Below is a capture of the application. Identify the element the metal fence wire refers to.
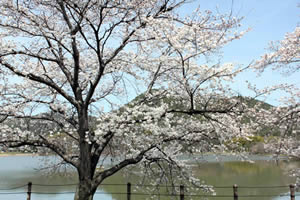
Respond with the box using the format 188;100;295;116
0;182;298;200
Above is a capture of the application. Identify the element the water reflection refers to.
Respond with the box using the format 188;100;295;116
0;155;298;200
100;160;298;200
192;160;298;200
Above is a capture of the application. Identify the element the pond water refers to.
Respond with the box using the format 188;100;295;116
0;155;298;200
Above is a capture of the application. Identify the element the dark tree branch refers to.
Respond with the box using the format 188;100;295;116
0;59;79;109
0;138;78;168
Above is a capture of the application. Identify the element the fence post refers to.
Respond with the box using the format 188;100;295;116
180;185;184;200
127;182;131;200
27;182;32;200
233;184;238;200
290;184;295;200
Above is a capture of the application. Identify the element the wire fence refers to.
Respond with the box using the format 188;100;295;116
0;182;298;200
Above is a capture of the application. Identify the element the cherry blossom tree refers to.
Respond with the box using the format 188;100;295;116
253;26;300;184
255;27;300;75
0;1;250;199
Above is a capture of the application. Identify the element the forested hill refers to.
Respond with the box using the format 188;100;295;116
2;93;273;134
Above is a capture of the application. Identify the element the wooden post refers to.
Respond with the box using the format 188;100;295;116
127;182;131;200
27;182;32;200
233;184;238;200
290;184;295;200
180;185;184;200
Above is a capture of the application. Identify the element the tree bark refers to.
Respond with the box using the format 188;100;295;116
74;106;97;200
74;180;96;200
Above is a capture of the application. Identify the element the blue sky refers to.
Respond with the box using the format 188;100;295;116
180;0;299;104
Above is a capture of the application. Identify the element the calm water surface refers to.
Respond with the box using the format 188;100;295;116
0;155;298;200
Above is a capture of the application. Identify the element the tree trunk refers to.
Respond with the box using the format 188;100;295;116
74;106;97;200
74;181;96;200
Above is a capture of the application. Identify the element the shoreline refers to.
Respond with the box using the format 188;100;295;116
0;152;289;160
0;152;35;157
